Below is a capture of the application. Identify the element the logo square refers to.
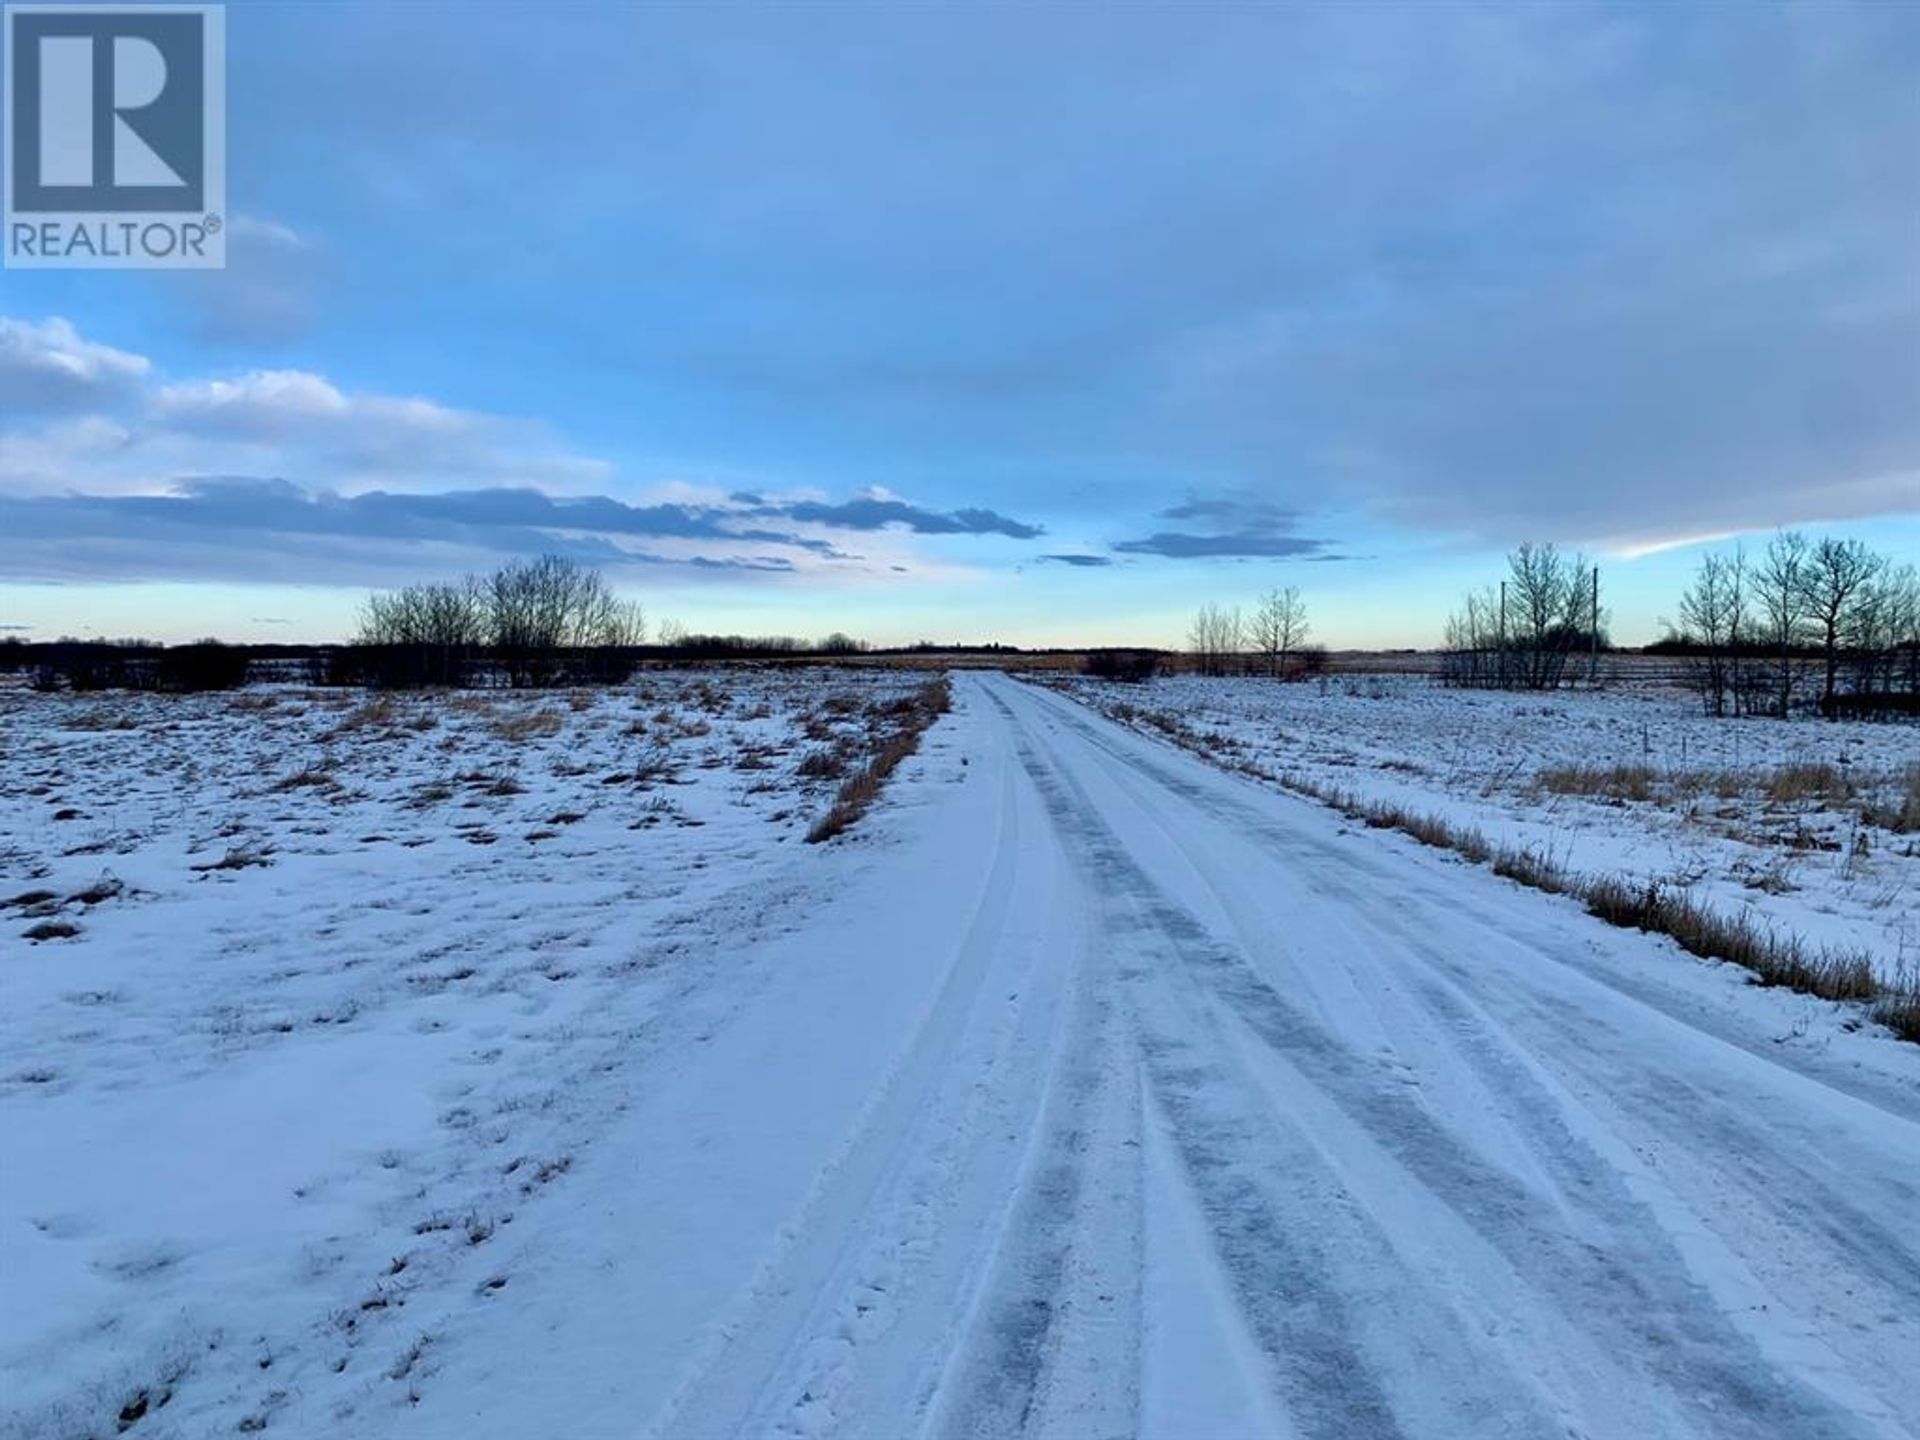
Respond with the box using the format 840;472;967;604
5;3;225;267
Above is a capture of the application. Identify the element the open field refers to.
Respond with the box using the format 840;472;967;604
3;669;1918;1438
0;668;943;1437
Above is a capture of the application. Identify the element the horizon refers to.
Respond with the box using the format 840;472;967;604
4;2;1916;649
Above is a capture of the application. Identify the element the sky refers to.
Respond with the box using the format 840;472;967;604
2;0;1916;649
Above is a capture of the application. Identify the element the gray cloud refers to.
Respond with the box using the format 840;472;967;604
0;478;1033;584
1111;531;1330;560
777;497;1042;539
1111;491;1336;560
257;2;1913;551
1037;553;1113;568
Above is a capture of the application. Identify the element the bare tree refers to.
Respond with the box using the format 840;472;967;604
1188;602;1245;677
1676;551;1740;716
1506;543;1592;690
1444;546;1595;690
1250;587;1310;678
1801;536;1883;714
1754;530;1808;718
356;579;486;686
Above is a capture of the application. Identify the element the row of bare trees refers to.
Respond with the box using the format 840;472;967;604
1670;532;1918;719
1187;588;1318;678
354;555;646;688
1441;544;1606;690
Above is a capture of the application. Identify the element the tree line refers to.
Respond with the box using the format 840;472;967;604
1668;532;1917;719
1186;587;1322;678
347;556;885;689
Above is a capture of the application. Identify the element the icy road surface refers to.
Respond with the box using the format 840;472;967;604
401;674;1919;1440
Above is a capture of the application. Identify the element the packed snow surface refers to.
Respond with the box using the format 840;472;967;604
1055;671;1920;985
3;671;1917;1438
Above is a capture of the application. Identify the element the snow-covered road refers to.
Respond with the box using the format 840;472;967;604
392;672;1920;1439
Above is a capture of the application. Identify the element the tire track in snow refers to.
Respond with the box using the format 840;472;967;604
923;914;1143;1440
987;677;1896;1439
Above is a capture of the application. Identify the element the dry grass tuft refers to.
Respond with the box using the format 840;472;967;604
1580;874;1876;1001
1861;763;1920;835
1538;764;1657;803
1490;843;1572;895
1874;988;1920;1043
1762;762;1855;806
274;765;339;793
807;676;952;843
325;698;399;737
490;710;565;743
797;746;850;781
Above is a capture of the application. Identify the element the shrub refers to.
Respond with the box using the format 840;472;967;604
151;642;249;692
1083;649;1162;683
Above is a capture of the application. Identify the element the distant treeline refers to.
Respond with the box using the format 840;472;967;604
1438;533;1919;721
4;556;1076;693
3;638;253;693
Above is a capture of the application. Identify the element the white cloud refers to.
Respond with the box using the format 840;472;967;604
0;320;613;495
0;317;151;415
0;315;1040;588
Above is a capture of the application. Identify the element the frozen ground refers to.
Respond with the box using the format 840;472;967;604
4;671;1918;1438
1051;672;1920;986
0;668;928;1437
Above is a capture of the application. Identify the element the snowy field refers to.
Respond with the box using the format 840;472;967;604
4;669;1918;1439
0;668;931;1438
1050;673;1920;986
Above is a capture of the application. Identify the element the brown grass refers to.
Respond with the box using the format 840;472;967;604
1538;764;1657;803
1874;989;1920;1043
1860;763;1920;835
1580;875;1875;1000
807;676;952;843
490;710;565;743
324;698;399;737
273;765;339;793
1490;843;1572;895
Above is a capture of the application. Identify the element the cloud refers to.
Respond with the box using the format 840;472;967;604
778;495;1042;539
1110;492;1336;560
0;475;1035;586
247;3;1911;553
0;318;150;417
143;368;614;486
1037;553;1113;567
1111;531;1329;559
0;320;1049;586
2;324;613;495
0;478;775;584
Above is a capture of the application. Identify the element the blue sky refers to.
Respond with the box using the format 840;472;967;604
2;1;1915;647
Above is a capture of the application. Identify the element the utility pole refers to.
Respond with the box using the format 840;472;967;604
1590;566;1600;687
1498;579;1508;690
